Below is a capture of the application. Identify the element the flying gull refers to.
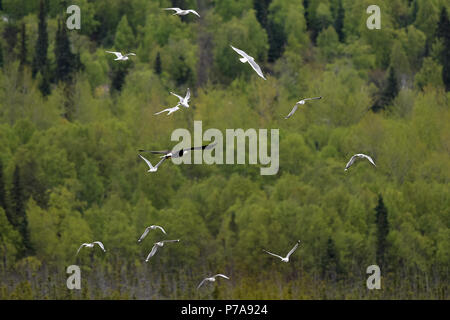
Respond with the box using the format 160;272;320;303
285;97;322;119
344;154;376;171
139;142;217;159
139;154;166;172
230;45;266;80
145;240;180;262
105;51;136;61
138;225;167;243
154;105;181;116
171;88;191;109
197;274;230;289
263;240;300;263
76;241;106;256
164;8;200;17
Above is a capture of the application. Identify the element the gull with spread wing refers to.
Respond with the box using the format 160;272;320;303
230;45;266;80
285;97;322;119
263;240;301;263
145;240;180;262
154;105;181;116
138;225;167;243
105;51;136;61
139;154;166;172
76;241;106;256
197;274;230;289
344;154;376;171
171;88;191;109
139;142;217;160
164;7;200;17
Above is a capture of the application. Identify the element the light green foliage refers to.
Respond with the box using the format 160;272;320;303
317;26;341;60
0;0;448;300
414;57;444;90
212;10;269;82
114;16;135;51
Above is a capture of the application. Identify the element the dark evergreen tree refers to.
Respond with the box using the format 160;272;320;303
409;0;418;25
2;23;18;62
54;19;77;83
39;65;51;97
111;64;128;93
0;161;6;211
334;0;345;42
253;0;272;29
32;0;48;79
267;18;286;62
436;7;450;91
0;43;3;68
321;237;341;281
385;67;399;102
11;166;31;253
372;67;399;112
436;7;450;40
154;52;162;75
375;195;389;270
19;22;27;68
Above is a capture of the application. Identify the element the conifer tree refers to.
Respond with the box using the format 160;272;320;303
0;43;3;68
436;7;450;91
375;195;389;270
54;18;76;83
373;67;399;112
11;166;31;253
32;0;48;79
154;52;162;75
19;22;27;69
321;237;341;281
0;161;6;211
334;0;344;42
253;0;272;29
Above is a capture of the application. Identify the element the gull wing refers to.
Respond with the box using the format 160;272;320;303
197;278;208;289
164;8;182;13
247;58;266;80
138;227;151;243
106;51;123;59
124;53;136;57
286;241;300;259
139;154;155;170
230;45;249;60
214;274;230;280
154;225;167;235
285;104;299;119
187;142;217;152
170;91;184;102
154;158;166;170
188;10;200;17
345;155;358;171
363;154;377;167
302;96;322;102
185;88;191;101
154;106;180;115
162;239;180;243
263;249;284;260
93;241;106;252
76;243;87;256
138;149;170;154
145;245;159;261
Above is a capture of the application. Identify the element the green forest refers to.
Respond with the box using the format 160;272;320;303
0;0;449;299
